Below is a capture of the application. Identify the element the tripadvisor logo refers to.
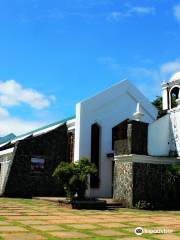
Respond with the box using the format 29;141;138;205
135;227;173;235
135;227;144;235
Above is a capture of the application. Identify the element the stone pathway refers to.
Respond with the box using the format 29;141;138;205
0;198;179;239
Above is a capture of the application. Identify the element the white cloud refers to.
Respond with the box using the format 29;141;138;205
130;7;155;15
160;60;180;75
0;107;9;118
174;4;180;21
107;6;155;21
0;116;42;136
0;79;56;136
0;104;43;136
0;80;55;109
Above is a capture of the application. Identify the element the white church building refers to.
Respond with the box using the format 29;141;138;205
0;72;180;205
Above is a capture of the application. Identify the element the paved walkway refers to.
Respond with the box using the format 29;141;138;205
0;198;179;240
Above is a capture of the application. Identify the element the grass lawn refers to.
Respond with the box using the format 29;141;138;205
0;198;179;240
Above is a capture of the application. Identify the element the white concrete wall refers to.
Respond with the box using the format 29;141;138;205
75;80;157;197
0;160;10;195
148;114;170;156
170;109;180;156
0;148;14;196
148;109;180;157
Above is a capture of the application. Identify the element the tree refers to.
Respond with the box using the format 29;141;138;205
53;158;97;200
152;95;178;118
152;96;164;118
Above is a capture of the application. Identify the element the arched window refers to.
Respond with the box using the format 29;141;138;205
90;123;100;188
170;86;179;109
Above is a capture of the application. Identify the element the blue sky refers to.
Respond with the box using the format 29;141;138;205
0;0;180;135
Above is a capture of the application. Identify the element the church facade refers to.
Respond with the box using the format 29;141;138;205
0;73;180;205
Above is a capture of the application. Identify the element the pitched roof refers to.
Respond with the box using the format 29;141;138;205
0;115;75;147
0;133;16;145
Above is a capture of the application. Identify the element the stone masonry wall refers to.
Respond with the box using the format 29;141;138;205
113;161;133;207
128;121;148;155
133;162;180;209
4;124;68;197
114;121;148;155
113;157;180;209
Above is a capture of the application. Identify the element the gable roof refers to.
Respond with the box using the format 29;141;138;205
79;79;157;120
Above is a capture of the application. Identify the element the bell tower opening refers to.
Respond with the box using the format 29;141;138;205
170;86;179;109
161;72;180;110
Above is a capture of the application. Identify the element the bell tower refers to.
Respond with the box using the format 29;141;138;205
161;72;180;110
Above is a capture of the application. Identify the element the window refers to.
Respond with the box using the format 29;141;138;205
90;123;100;188
31;157;45;173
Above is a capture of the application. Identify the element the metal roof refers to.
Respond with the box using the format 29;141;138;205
0;134;16;145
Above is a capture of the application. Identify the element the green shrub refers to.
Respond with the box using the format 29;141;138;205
52;158;96;200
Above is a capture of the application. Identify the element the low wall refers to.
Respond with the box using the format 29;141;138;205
113;155;180;209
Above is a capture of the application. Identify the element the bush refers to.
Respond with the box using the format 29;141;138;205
52;158;96;200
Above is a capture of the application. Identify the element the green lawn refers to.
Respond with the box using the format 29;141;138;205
0;198;179;240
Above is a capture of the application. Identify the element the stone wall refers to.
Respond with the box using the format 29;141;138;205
133;162;180;209
113;161;133;207
114;121;148;155
133;162;166;208
113;155;180;209
128;121;148;155
4;124;68;197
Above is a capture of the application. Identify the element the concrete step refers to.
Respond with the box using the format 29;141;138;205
98;198;122;209
106;202;122;210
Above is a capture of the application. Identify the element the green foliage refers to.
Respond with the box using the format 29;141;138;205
152;95;178;118
171;95;178;108
152;96;164;118
135;200;154;210
53;158;97;200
